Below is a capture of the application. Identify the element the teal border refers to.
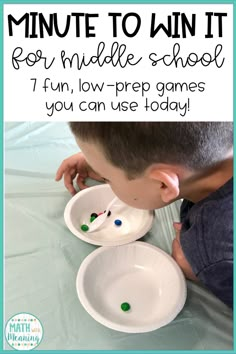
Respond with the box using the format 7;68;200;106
0;0;234;2
0;0;235;353
0;1;3;353
0;0;234;3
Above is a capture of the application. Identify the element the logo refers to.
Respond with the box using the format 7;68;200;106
5;313;43;350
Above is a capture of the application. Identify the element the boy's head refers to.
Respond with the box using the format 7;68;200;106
70;122;233;209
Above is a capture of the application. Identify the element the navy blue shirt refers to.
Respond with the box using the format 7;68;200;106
180;178;233;308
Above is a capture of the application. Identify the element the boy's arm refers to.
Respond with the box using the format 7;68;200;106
172;223;198;281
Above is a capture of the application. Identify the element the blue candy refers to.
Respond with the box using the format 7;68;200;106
114;219;122;226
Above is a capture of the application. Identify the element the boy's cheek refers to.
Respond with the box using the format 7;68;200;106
110;185;169;209
116;194;167;209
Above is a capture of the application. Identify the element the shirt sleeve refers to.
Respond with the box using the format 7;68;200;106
197;260;233;308
179;199;233;308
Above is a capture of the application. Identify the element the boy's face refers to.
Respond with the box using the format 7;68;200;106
77;139;171;210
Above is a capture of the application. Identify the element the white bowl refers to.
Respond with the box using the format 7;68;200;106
64;185;154;246
76;241;187;333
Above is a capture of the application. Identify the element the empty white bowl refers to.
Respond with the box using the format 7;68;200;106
76;241;187;333
64;185;154;246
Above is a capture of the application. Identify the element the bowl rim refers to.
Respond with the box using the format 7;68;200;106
64;185;154;246
76;241;187;333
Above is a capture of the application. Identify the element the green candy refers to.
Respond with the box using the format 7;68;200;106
121;302;130;312
81;224;89;232
90;216;96;223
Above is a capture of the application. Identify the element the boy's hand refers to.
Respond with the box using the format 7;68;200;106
172;222;198;281
55;152;104;195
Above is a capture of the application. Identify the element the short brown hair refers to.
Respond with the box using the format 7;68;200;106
69;122;233;177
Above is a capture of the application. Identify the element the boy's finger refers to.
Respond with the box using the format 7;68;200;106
64;172;77;195
67;183;77;195
77;175;89;190
55;159;75;181
173;222;182;231
173;222;182;241
55;164;66;181
55;173;62;181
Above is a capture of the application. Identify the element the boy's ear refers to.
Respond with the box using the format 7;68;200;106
149;167;180;203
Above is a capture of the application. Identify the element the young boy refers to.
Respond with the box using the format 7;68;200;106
56;122;233;308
